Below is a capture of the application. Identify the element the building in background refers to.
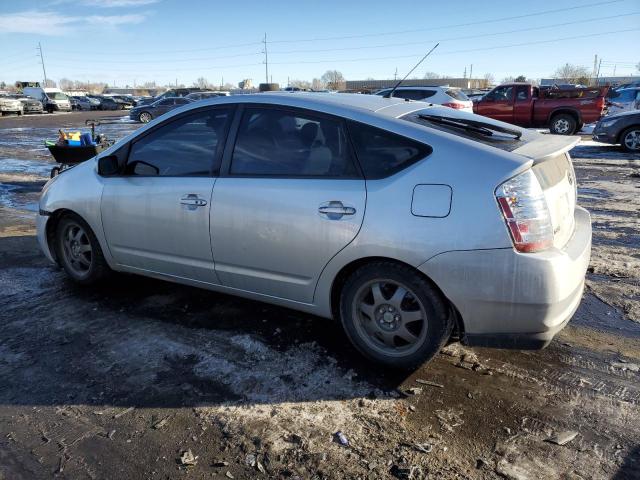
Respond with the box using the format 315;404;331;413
343;78;489;92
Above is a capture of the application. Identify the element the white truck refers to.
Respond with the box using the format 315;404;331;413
23;86;71;113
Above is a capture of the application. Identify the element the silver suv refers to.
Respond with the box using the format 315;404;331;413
37;93;591;368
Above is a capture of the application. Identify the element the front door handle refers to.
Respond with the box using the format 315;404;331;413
318;201;356;220
180;194;207;209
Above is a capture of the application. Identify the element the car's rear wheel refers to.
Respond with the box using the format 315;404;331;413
139;111;152;123
550;114;577;135
620;126;640;152
54;214;110;285
339;262;452;369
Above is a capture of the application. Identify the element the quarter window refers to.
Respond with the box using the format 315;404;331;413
230;107;359;177
348;121;431;179
126;108;230;176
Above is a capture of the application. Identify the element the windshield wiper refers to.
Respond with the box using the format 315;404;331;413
417;113;522;139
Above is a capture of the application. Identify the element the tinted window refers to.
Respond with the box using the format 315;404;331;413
230;107;358;177
516;86;529;100
347;121;431;179
127;108;230;176
158;99;174;106
487;86;513;101
175;98;190;105
393;90;425;101
445;89;469;101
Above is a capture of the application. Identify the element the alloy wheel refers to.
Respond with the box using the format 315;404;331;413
554;118;570;134
352;279;428;357
139;112;152;123
61;223;92;276
623;129;640;151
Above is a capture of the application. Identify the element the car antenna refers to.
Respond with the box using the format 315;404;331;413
384;43;440;99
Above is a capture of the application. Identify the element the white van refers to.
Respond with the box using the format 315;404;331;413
23;87;71;113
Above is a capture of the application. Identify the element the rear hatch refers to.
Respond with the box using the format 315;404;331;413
512;136;579;249
402;108;579;249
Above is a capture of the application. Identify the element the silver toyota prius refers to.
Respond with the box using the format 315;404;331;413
37;93;591;368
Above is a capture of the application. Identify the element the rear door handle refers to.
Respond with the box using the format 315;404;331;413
318;201;356;219
180;194;207;209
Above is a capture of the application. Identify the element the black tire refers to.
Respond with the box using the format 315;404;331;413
620;126;640;152
339;262;452;369
54;214;110;285
549;113;577;135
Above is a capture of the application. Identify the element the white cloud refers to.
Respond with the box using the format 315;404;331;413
53;0;160;6
0;10;149;35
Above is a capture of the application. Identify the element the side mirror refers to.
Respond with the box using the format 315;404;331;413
97;155;119;176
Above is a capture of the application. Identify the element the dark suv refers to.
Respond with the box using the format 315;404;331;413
137;88;208;107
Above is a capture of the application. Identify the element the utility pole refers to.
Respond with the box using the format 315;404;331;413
469;64;473;80
394;67;398;81
463;66;467;79
592;54;598;85
262;33;269;84
37;42;48;86
596;58;602;83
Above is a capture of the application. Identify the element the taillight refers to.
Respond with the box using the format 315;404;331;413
495;169;554;253
442;102;465;109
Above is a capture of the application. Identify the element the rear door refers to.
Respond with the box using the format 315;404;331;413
101;107;232;282
210;105;365;303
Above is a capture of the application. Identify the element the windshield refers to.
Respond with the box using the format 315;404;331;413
402;109;530;152
48;92;68;100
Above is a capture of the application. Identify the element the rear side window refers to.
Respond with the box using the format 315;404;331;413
126;108;231;176
392;90;425;101
445;89;469;101
230;107;359;177
347;121;431;179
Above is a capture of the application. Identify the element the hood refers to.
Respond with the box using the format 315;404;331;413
602;109;640;121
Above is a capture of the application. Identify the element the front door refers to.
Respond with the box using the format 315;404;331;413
477;85;515;123
101;107;232;283
211;106;366;303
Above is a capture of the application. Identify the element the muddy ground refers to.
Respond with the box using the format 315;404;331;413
0;111;639;480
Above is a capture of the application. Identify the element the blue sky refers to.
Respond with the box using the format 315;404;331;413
1;0;639;87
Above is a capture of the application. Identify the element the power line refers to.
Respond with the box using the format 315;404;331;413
45;40;263;56
268;0;627;44
267;28;640;66
268;12;640;55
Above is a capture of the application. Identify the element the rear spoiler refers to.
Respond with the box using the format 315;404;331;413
512;134;580;164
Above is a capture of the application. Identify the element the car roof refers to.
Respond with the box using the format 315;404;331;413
192;92;431;119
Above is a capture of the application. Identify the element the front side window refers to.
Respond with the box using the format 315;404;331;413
487;86;513;101
230;107;359;177
126;108;230;176
348;121;431;179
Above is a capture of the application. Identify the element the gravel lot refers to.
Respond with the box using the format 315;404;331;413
0;111;639;479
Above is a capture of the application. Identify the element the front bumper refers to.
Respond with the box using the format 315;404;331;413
592;127;617;144
419;206;592;349
36;212;56;264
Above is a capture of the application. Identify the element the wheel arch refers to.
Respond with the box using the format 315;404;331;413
45;208;100;264
617;124;640;144
329;256;464;339
548;108;582;125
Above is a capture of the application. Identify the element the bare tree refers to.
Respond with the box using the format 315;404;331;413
311;78;326;90
553;63;590;84
43;79;57;88
514;75;527;82
289;79;311;90
423;71;440;79
194;77;211;89
483;73;495;86
58;78;74;90
320;70;345;88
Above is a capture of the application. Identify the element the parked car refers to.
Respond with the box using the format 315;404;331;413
22;87;71;113
606;87;640;116
185;91;230;101
137;88;207;107
71;96;99;111
474;83;609;134
129;97;193;122
374;86;473;112
37;93;591;368
592;110;640;152
89;96;120;111
0;95;24;115
9;94;43;114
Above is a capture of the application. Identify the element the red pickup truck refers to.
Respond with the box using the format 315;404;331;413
473;83;608;135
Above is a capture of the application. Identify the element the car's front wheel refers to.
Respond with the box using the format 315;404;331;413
621;126;640;152
339;262;452;369
138;111;152;123
54;214;110;285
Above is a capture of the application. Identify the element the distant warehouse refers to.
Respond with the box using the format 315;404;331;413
342;78;489;92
